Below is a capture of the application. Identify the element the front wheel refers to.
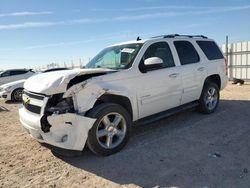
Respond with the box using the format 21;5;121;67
11;88;23;102
198;82;220;114
86;103;132;156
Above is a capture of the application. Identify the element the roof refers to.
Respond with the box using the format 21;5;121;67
108;34;212;47
4;69;31;71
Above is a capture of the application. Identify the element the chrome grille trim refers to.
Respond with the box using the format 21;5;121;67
22;90;49;115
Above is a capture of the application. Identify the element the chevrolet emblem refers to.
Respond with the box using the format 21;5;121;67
22;94;30;105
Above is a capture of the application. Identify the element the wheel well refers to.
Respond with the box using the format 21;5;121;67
13;87;24;91
11;88;24;95
92;94;133;119
205;75;221;89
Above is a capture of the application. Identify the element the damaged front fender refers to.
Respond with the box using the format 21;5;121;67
64;82;107;113
63;80;137;120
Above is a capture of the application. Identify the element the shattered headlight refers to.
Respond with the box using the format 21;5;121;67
41;94;75;133
46;94;75;115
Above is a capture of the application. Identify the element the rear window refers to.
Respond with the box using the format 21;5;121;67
174;41;200;65
196;41;224;60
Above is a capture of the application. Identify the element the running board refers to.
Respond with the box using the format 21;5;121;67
134;101;199;126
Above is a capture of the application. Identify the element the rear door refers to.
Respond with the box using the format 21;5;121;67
5;70;21;83
173;40;207;104
13;70;29;80
136;41;182;118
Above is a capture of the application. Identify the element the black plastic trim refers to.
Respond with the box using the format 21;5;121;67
134;101;199;126
23;103;41;114
23;90;45;100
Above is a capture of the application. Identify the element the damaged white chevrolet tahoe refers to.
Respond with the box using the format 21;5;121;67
19;34;228;156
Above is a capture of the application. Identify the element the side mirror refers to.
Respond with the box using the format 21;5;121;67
144;57;163;66
142;57;163;72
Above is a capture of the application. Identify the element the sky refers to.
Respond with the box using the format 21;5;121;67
0;0;250;70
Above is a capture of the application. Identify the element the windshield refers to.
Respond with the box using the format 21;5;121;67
86;43;142;69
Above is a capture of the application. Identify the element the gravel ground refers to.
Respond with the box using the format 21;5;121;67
0;83;250;188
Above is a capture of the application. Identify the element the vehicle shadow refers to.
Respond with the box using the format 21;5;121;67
56;99;250;187
5;101;22;104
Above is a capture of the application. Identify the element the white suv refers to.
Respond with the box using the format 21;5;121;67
19;34;228;156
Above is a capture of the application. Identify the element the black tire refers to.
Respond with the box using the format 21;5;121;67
86;103;132;156
11;88;23;102
198;82;220;114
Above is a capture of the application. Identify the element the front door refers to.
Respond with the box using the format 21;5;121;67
136;41;183;119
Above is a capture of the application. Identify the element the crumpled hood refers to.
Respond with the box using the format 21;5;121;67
24;68;113;95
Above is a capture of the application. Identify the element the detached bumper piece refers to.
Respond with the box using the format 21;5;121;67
19;106;96;151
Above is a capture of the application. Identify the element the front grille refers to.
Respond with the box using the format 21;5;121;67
22;90;45;114
23;91;45;100
23;103;41;114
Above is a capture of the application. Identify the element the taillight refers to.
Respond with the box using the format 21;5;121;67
224;58;228;75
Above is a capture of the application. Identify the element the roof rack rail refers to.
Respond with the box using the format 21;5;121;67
152;34;208;39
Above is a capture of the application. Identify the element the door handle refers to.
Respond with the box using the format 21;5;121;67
169;73;179;78
141;94;151;98
197;67;205;72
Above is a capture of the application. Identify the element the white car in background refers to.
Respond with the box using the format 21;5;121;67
0;68;70;102
0;69;35;86
0;79;25;101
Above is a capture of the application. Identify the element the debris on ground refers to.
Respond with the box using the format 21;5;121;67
243;168;248;174
208;152;221;158
232;78;245;85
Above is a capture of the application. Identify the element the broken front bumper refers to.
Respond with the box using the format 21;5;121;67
19;106;96;151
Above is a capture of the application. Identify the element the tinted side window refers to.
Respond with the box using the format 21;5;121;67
174;41;200;65
10;70;28;76
142;42;175;71
197;41;224;60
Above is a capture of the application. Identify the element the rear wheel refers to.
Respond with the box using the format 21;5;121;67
11;88;23;102
198;82;219;114
86;103;131;156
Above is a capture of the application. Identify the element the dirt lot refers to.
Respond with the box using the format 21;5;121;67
0;83;250;188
